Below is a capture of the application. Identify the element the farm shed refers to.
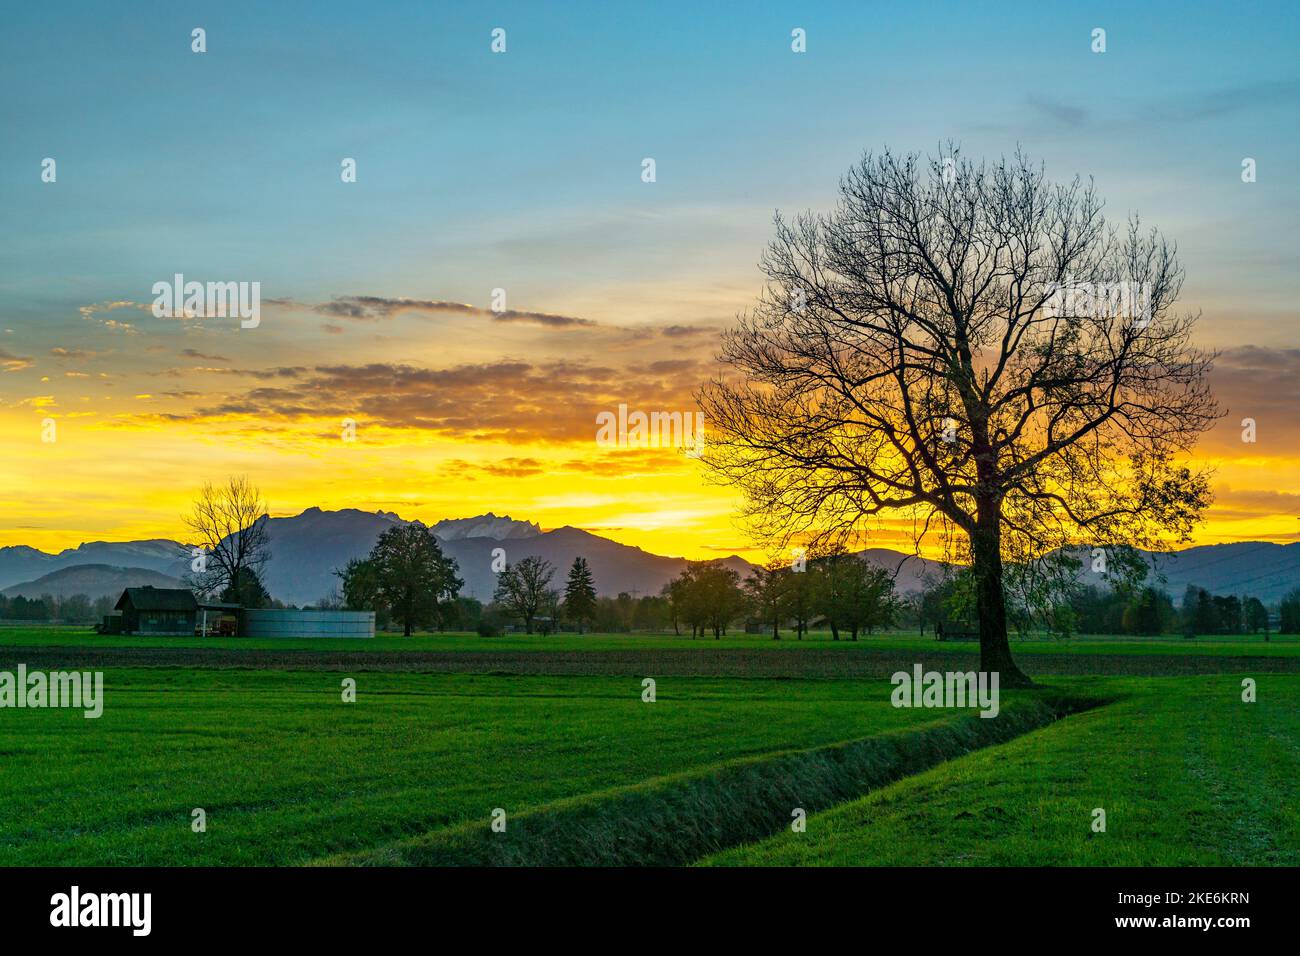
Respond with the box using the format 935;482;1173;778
198;602;241;636
239;608;375;638
114;587;198;635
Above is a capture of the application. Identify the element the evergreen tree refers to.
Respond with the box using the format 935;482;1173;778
563;557;598;634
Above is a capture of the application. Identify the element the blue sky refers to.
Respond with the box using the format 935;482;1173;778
4;0;1297;340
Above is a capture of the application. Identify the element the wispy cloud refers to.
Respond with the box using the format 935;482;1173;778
284;295;597;329
0;348;34;372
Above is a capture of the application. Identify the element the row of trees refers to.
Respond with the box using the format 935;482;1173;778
335;528;605;636
0;592;112;623
911;567;1277;638
333;531;908;639
164;473;1294;640
183;479;901;637
478;551;902;639
664;551;899;640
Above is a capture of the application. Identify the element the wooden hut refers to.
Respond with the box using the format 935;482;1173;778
114;587;198;635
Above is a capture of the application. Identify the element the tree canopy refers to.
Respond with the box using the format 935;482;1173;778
698;147;1219;683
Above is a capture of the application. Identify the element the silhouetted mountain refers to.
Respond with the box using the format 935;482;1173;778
3;509;1297;607
430;513;541;541
2;564;188;601
1126;542;1300;605
854;548;946;593
252;512;755;605
0;540;188;590
256;507;406;604
440;526;753;602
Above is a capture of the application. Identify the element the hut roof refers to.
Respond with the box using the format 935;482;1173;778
115;587;198;612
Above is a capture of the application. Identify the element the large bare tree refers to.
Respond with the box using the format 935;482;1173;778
697;148;1219;684
183;476;271;601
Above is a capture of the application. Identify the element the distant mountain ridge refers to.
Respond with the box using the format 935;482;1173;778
0;539;189;590
2;510;1298;607
430;513;541;541
2;564;188;601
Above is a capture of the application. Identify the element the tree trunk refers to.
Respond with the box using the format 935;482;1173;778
403;619;412;637
970;511;1032;687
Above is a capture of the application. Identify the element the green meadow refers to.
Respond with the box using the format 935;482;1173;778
706;675;1300;866
2;625;1297;656
0;629;1295;866
0;671;957;865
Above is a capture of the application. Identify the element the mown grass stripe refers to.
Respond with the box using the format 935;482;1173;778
5;644;1296;678
319;693;1105;867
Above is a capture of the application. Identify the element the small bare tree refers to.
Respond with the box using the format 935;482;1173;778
697;148;1220;684
493;556;555;634
183;476;270;600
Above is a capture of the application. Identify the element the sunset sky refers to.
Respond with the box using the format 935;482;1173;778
2;1;1298;560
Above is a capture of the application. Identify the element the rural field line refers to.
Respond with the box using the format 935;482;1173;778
316;693;1108;867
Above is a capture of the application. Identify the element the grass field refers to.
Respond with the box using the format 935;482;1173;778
705;675;1300;866
0;670;976;865
1;628;1296;867
3;625;1298;656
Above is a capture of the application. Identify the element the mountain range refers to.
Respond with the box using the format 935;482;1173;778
2;564;188;601
1;508;1297;606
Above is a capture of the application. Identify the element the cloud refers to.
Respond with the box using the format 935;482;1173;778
299;295;596;328
660;324;715;338
179;348;230;362
440;457;548;480
150;357;705;446
1154;80;1300;124
489;309;596;328
1205;486;1300;522
1026;95;1088;127
1203;345;1300;451
0;348;34;372
976;81;1300;137
78;300;151;333
645;359;702;375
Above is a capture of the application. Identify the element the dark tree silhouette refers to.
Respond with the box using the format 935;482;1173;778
744;558;790;640
563;557;598;634
494;555;555;634
183;476;270;601
365;524;462;636
698;148;1219;684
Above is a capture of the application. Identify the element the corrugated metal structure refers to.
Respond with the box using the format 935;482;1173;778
239;608;375;638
